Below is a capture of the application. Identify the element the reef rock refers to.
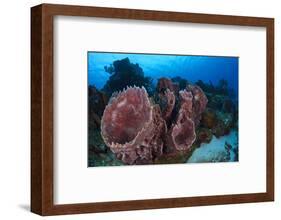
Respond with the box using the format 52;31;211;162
88;85;109;129
101;86;166;165
201;108;217;129
222;98;235;113
212;111;233;138
197;127;213;144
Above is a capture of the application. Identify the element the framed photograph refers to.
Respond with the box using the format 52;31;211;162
31;4;274;216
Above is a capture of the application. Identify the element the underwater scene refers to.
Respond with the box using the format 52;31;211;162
88;52;238;167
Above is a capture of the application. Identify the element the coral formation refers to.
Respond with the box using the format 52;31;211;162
171;76;188;90
195;79;229;96
212;112;233;137
193;79;238;140
102;58;153;96
88;85;109;129
201;108;217;129
197;127;213;144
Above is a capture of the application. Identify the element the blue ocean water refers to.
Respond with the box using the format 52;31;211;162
88;52;238;96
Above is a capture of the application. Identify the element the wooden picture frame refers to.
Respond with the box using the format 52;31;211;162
31;3;274;216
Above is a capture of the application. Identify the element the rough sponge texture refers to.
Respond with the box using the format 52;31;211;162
159;89;176;121
165;89;196;151
186;84;208;126
157;77;179;94
101;86;166;165
100;83;208;164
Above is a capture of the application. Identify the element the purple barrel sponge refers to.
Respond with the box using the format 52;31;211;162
157;77;179;94
101;86;166;165
165;90;196;151
186;84;208;126
159;89;176;121
101;82;208;164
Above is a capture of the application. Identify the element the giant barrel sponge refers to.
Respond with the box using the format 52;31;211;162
101;86;166;165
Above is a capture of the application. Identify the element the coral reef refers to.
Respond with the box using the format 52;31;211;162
89;67;238;165
195;79;238;140
102;58;153;96
195;79;229;96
